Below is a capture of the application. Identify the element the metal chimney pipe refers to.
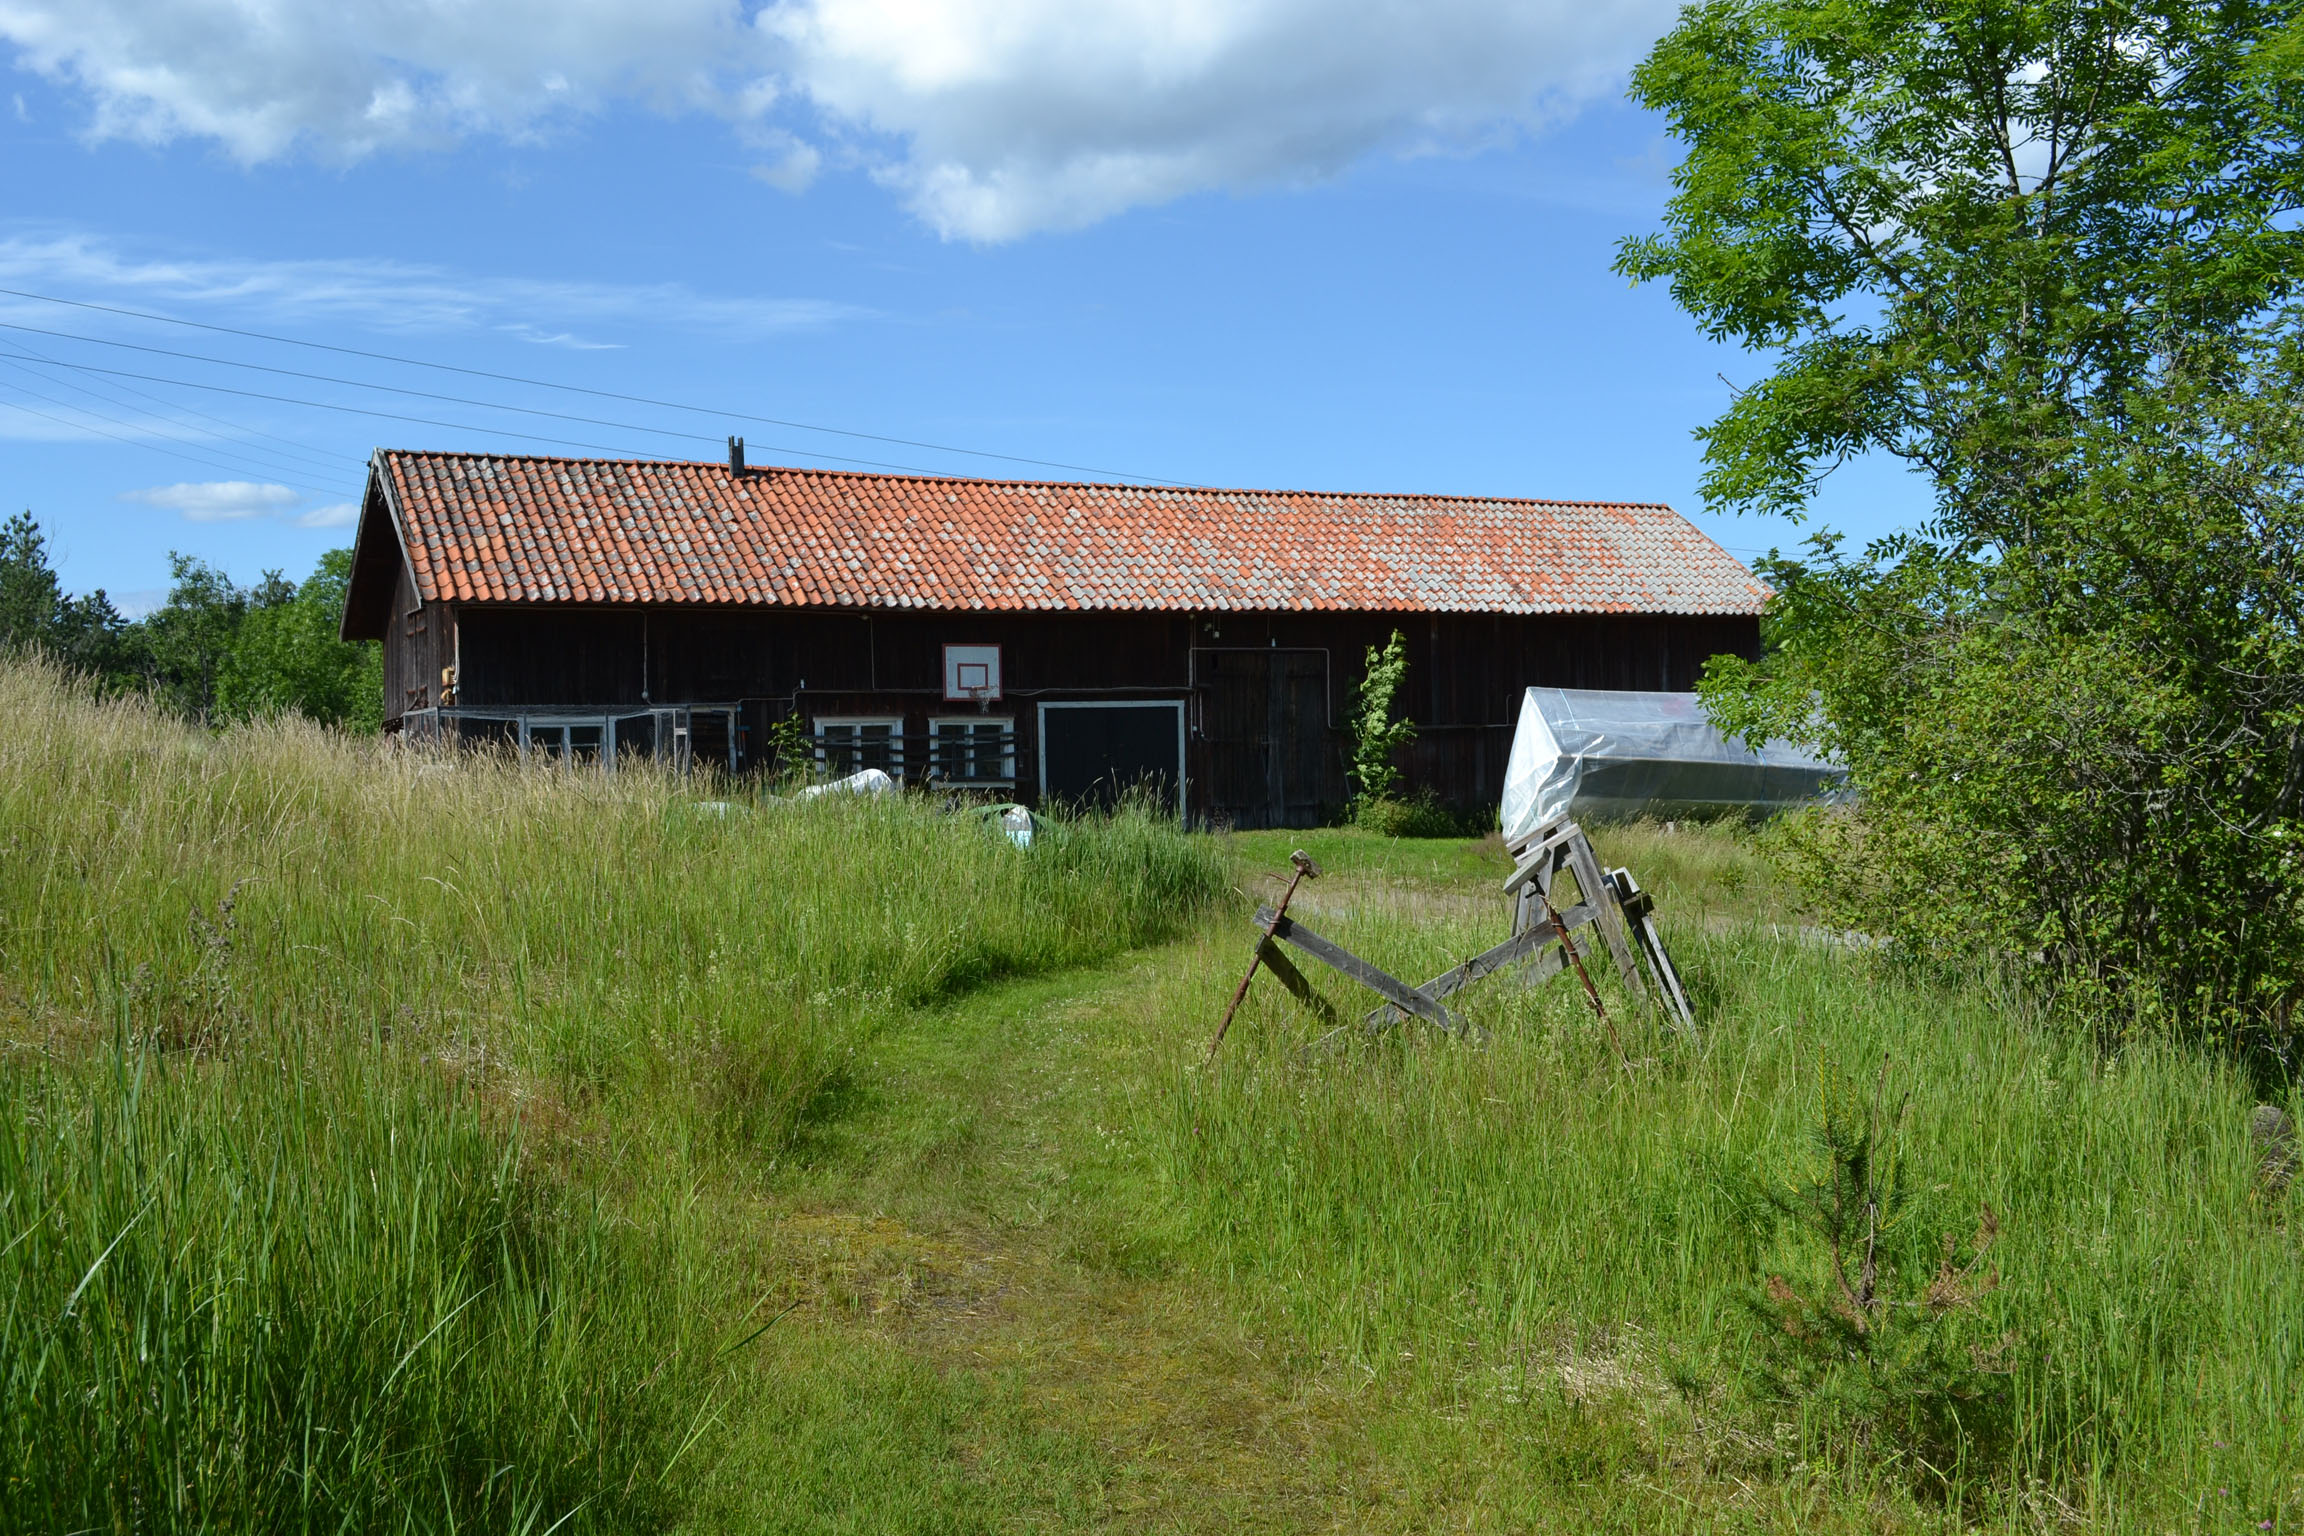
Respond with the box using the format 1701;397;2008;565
727;435;745;473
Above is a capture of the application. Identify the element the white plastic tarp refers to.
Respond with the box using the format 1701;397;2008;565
796;767;896;800
1499;688;1842;841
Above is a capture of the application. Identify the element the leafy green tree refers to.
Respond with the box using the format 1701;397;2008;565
0;517;382;731
138;555;255;722
0;511;65;648
218;550;384;731
1621;0;2304;1039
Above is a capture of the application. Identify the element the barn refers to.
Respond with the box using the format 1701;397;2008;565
339;447;1768;828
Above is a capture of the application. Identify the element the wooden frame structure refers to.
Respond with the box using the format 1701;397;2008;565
1228;820;1697;1049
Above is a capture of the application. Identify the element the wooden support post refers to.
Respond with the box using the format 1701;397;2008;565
1505;821;1649;1003
1610;868;1697;1041
1563;835;1647;1001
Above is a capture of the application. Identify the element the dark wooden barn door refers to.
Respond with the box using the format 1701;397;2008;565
1196;649;1327;829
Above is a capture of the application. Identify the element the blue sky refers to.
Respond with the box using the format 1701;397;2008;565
0;0;1930;612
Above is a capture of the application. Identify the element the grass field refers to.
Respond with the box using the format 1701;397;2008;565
3;661;2299;1532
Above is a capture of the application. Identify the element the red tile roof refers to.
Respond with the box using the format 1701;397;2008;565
367;451;1767;617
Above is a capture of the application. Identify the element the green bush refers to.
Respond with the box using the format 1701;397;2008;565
1346;629;1415;814
1350;790;1466;839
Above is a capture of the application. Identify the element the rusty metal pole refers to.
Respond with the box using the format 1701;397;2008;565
1544;890;1629;1069
1206;850;1321;1064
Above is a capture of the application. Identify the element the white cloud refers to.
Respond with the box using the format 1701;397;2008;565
763;0;1673;239
0;233;870;339
750;138;823;194
121;479;298;521
0;0;760;161
109;587;165;618
0;0;1674;240
294;501;359;528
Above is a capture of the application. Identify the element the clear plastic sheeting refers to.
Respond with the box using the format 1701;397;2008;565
1500;688;1843;841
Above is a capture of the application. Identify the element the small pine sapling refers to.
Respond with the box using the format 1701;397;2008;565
1348;629;1416;820
1751;1057;2014;1493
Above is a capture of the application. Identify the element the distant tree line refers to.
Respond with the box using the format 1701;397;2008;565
0;511;382;731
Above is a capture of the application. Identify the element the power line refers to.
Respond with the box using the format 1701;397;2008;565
0;347;976;476
0;348;692;461
0;344;360;486
5;331;362;477
0;362;346;491
0;285;1193;486
0;317;729;448
0;383;345;499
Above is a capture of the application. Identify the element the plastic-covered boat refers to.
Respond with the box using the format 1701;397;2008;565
1498;688;1843;841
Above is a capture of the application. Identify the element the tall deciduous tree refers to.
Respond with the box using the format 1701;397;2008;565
1620;0;2304;1040
0;512;381;731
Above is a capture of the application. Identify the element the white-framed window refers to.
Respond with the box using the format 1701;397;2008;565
522;716;607;766
928;716;1016;785
815;716;905;778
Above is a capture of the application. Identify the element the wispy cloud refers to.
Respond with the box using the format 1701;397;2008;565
110;587;166;618
0;231;873;342
121;479;299;521
294;501;359;528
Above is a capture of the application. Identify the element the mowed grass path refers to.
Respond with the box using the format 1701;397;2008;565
686;831;1869;1534
693;827;2303;1535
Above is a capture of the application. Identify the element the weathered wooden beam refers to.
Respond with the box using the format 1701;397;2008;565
1563;834;1649;1001
1502;821;1581;896
1610;867;1698;1041
1255;906;1466;1035
1360;901;1597;1031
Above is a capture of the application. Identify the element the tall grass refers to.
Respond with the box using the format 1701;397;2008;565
0;662;1221;1155
1;1048;707;1533
1124;842;2304;1524
0;662;1223;1528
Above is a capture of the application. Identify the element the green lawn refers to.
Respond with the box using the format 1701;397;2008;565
4;662;2298;1532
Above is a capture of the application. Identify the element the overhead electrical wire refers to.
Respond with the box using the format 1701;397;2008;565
0;342;360;485
0;347;982;476
0;359;352;491
0;317;735;446
0;285;1194;486
8;338;364;477
0;347;695;461
0;385;346;499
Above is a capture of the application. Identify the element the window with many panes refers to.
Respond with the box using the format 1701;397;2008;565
928;716;1015;785
815;716;904;778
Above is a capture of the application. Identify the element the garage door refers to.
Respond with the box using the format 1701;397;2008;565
1038;702;1184;814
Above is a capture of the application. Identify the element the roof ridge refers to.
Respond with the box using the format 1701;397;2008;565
372;447;1678;512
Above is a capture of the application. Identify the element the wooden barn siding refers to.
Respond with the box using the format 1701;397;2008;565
403;605;1758;814
381;564;454;720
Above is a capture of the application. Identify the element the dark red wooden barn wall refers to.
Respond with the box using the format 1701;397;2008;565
392;604;1758;823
